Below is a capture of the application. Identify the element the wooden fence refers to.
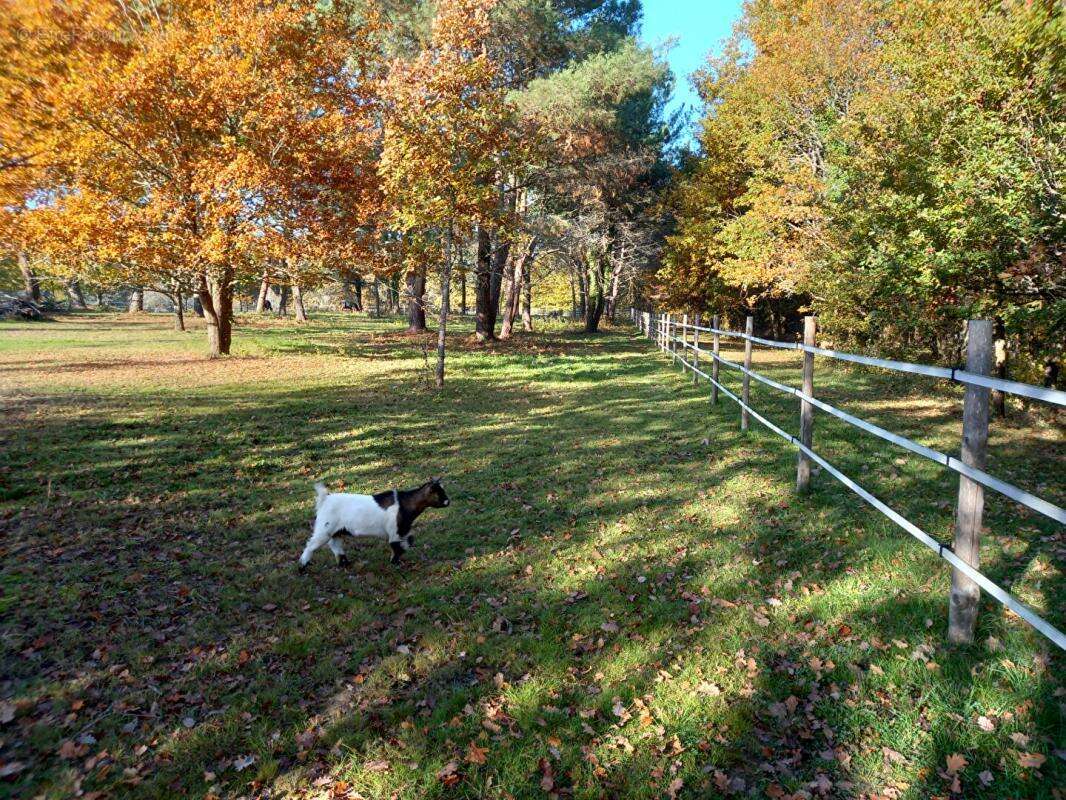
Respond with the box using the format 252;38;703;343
629;308;1065;651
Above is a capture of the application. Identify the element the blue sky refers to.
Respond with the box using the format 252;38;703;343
640;0;744;140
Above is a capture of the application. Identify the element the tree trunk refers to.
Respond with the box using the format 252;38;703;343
498;250;519;340
436;230;454;388
293;282;308;322
570;273;577;320
460;271;467;315
67;280;87;309
406;267;427;331
475;225;495;341
491;187;516;317
173;288;185;331
255;273;270;313
128;289;144;313
991;317;1007;418
373;277;381;317
605;256;623;323
388;274;400;314
353;274;363;311
275;285;290;317
18;252;41;302
576;268;588;321
521;263;532;331
500;238;536;339
584;251;607;333
198;269;233;356
1044;360;1060;388
489;235;509;328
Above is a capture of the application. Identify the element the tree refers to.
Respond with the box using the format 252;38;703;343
515;39;673;332
8;0;383;355
664;0;1063;382
380;0;529;383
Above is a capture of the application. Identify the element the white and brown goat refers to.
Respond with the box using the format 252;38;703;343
297;479;450;570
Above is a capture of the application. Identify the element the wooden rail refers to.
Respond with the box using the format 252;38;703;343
629;308;1065;651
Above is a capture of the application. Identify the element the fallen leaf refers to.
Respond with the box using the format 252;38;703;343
978;770;993;787
465;742;488;765
976;716;994;732
667;776;684;798
437;760;460;786
882;747;907;764
1017;752;1045;769
365;759;389;772
539;757;554;791
713;770;729;792
233;754;256;772
58;740;84;760
944;753;967;776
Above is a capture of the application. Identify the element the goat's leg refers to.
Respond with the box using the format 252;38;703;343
298;520;333;571
328;536;350;568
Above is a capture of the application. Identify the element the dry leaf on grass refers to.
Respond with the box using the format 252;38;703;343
465;742;488;765
944;753;967;775
1017;752;1045;769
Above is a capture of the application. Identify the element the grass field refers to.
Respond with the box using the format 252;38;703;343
1;312;1062;799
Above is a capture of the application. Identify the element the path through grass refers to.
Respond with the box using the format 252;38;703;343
1;313;1062;799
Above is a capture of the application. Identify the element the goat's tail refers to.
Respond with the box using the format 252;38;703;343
313;481;330;510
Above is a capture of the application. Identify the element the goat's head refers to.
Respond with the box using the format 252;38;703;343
426;477;450;508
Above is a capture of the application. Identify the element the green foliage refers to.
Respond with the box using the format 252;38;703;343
665;0;1064;369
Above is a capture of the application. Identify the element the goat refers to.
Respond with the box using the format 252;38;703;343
297;479;450;571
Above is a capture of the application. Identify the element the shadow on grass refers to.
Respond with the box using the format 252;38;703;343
1;325;1061;799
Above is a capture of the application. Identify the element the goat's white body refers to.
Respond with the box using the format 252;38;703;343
298;485;400;567
317;493;399;541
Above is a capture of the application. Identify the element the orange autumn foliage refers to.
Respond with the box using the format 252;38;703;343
5;0;384;353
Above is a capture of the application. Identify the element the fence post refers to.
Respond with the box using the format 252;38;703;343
741;315;753;431
692;313;700;384
948;319;994;645
681;314;688;370
796;316;817;493
664;313;670;353
711;314;720;404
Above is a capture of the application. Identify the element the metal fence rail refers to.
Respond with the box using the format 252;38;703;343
675;320;1066;407
630;308;1065;651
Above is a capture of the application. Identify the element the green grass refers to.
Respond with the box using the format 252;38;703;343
0;311;1062;799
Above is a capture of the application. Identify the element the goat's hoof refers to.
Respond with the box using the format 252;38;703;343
337;555;351;568
297;562;308;575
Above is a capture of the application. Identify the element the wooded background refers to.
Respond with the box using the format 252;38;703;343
1;0;1062;389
